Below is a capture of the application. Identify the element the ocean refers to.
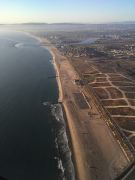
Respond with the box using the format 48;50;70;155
0;30;75;180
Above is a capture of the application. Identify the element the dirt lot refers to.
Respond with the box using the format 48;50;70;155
106;87;123;99
94;74;107;78
119;86;135;92
125;93;135;99
112;82;135;86
110;77;133;82
91;82;111;87
71;58;94;74
94;88;109;99
107;107;135;116
129;100;135;106
116;120;135;131
96;77;107;82
102;99;127;106
71;57;135;148
74;93;89;109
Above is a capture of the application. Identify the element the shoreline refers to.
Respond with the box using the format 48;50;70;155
45;41;79;180
23;32;63;102
48;50;63;103
47;47;90;180
25;32;78;179
61;103;78;180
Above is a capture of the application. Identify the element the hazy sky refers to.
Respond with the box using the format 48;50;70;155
0;0;135;23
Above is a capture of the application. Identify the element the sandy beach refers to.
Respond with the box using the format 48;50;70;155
50;47;91;180
28;32;130;180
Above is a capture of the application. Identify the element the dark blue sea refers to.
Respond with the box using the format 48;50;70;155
0;31;75;180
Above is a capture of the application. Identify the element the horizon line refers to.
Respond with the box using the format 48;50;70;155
1;20;135;25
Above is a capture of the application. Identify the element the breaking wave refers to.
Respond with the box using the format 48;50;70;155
14;42;24;48
14;42;40;49
51;103;76;180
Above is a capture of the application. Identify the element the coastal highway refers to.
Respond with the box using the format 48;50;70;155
51;47;130;180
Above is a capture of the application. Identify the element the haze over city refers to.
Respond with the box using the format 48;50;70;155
0;0;135;24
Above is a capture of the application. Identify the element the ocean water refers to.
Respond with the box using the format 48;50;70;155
0;30;75;180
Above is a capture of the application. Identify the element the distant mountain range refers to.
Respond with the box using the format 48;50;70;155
110;21;135;24
1;21;135;26
1;22;135;32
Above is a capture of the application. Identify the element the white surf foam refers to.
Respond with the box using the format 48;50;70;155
51;103;75;180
